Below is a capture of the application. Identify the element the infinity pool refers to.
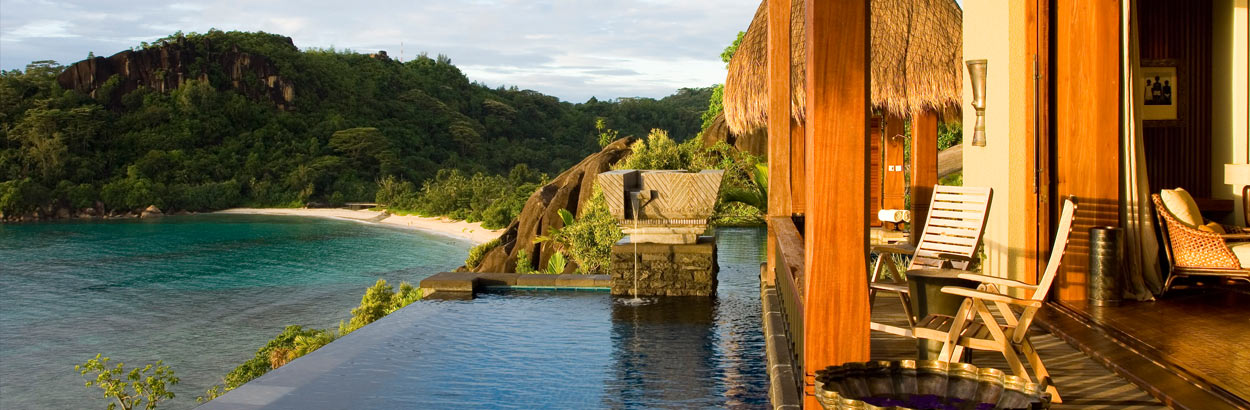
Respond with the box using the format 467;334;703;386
201;227;769;409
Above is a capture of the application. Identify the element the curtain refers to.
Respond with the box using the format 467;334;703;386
1120;0;1164;300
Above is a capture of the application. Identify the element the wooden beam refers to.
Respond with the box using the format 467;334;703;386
910;110;940;245
1054;0;1120;303
802;0;870;407
766;0;793;286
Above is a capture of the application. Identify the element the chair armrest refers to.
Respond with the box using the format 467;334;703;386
872;243;916;256
941;286;1042;308
953;273;1038;291
870;282;909;293
1221;233;1250;242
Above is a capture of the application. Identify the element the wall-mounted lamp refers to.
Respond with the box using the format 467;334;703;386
966;59;988;147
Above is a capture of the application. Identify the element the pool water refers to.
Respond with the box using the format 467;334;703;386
202;227;770;409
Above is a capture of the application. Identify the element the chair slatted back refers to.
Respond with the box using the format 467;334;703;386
1013;196;1078;343
909;185;994;271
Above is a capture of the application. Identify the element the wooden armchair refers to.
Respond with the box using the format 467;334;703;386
1152;192;1250;293
910;196;1078;403
869;185;993;337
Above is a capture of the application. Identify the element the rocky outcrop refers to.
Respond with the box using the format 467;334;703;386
140;205;163;218
700;113;766;157
469;137;635;273
57;36;295;109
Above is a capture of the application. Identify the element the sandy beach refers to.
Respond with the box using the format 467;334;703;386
216;208;502;244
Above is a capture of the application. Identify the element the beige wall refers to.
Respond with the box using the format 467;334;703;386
960;0;1031;284
1212;0;1249;226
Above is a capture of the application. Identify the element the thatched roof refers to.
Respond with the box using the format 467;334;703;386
724;0;963;135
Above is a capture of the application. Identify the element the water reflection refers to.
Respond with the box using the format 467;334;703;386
604;227;769;409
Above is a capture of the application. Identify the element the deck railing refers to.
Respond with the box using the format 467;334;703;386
770;216;806;376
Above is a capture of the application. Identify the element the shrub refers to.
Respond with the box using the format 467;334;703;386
0;178;51;216
465;238;501;270
76;354;179;410
222;325;324;389
555;190;623;275
340;279;422;334
514;249;537;274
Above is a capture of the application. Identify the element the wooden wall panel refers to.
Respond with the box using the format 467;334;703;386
802;0;870;407
1025;0;1051;285
883;114;906;212
1053;0;1121;303
871;118;882;227
1139;0;1214;197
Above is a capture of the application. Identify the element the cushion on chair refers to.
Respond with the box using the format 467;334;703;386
1229;242;1250;268
1198;222;1227;234
1161;188;1204;228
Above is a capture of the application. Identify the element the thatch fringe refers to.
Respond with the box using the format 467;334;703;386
725;0;963;135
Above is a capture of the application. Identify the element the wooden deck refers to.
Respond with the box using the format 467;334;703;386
869;296;1166;409
1048;283;1250;409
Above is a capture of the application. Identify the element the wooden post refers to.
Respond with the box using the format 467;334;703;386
765;0;794;287
803;0;871;408
1054;0;1120;303
910;110;940;245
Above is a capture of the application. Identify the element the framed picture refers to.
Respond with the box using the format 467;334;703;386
1139;59;1183;126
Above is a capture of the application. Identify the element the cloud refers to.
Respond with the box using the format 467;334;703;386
0;0;757;101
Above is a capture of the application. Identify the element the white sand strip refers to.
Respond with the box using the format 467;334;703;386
215;208;501;244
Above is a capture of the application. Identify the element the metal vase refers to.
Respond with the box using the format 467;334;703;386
967;59;988;147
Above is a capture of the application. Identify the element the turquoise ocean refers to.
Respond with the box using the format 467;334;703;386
0;214;471;409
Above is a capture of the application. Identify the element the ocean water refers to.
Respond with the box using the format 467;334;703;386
0;214;471;410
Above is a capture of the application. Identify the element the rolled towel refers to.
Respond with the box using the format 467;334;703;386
877;209;911;223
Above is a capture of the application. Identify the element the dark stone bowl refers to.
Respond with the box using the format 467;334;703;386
814;360;1050;410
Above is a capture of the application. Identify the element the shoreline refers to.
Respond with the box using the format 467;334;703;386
215;208;502;244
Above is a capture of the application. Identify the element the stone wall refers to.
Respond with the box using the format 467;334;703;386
609;238;718;296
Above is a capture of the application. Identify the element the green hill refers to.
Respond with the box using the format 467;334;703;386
0;30;713;219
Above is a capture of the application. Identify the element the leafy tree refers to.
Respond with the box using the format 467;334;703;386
76;354;179;410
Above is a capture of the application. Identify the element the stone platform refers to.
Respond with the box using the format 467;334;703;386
609;237;718;296
419;272;611;299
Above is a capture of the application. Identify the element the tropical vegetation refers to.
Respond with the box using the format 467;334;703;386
0;30;712;221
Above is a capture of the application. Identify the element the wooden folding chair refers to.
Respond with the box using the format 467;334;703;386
912;196;1077;403
869;185;993;337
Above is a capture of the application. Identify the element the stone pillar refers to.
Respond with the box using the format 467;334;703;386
609;237;718;297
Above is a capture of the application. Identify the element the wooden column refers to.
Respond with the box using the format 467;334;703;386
1054;0;1120;303
910;110;940;245
765;0;794;286
883;114;907;212
802;0;870;408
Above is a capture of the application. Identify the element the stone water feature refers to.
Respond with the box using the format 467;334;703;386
597;169;724;297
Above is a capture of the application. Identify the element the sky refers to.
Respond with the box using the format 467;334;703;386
0;0;759;102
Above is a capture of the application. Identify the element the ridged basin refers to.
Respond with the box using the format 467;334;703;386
814;360;1050;410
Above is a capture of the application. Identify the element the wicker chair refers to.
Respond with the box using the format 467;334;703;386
1151;193;1250;293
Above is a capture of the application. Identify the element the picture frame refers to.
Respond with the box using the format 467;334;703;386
1139;59;1183;127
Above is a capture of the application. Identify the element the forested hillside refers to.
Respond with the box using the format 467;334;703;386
0;30;712;219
